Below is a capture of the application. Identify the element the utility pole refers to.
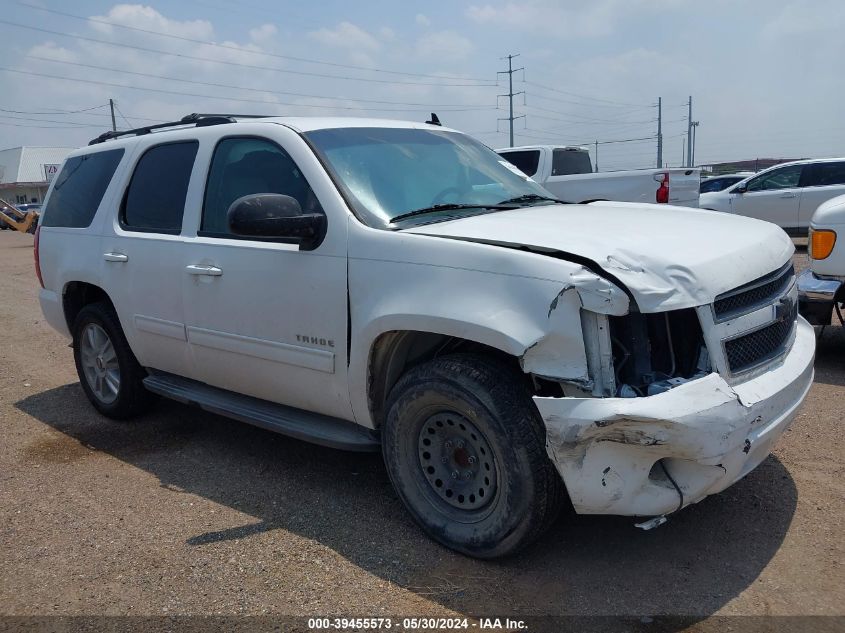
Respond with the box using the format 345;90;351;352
686;96;692;167
595;140;599;172
690;121;700;166
109;98;117;132
497;54;524;147
682;138;686;167
656;97;663;168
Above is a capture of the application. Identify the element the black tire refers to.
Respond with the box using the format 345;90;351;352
72;301;154;419
382;354;564;558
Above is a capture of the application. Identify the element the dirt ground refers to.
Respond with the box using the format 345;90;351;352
1;229;843;629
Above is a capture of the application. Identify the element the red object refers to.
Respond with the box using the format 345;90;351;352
33;226;45;288
655;172;669;203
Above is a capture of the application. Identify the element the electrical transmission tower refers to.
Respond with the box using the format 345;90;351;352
497;54;524;148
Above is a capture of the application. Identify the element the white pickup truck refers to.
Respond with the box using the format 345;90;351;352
36;115;812;558
497;145;701;207
798;193;845;325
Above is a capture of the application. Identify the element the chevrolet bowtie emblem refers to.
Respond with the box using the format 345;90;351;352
774;295;794;322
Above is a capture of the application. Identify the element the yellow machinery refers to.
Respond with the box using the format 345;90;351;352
0;196;39;234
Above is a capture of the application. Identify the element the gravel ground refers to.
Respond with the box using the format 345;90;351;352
0;230;843;629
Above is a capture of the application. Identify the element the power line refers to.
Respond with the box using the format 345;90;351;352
0;104;109;115
0;66;499;114
523;88;654;111
25;55;496;110
0;115;101;129
0;113;107;127
113;102;134;129
520;79;654;108
1;105;169;124
0;121;98;129
14;2;497;84
522;102;656;125
0;20;493;88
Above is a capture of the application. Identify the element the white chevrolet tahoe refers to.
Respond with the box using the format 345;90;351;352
798;193;845;325
496;145;701;207
35;114;814;558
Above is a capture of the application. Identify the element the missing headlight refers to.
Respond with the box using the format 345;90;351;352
610;308;709;397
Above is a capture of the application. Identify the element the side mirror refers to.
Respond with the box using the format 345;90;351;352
227;193;325;250
734;184;747;194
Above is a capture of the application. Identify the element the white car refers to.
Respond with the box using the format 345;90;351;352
798;193;845;325
497;145;701;207
35;114;814;558
700;157;845;235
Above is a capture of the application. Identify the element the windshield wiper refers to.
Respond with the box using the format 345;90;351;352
390;203;515;223
497;194;571;205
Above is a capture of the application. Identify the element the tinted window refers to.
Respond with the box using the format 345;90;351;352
552;149;592;176
746;165;802;192
701;176;744;193
700;178;725;193
42;149;124;228
803;162;845;187
122;141;198;232
202;137;323;235
499;150;540;177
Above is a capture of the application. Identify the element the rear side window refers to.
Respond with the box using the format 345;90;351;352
122;141;198;233
802;162;845;187
41;149;124;228
552;149;592;176
499;150;540;177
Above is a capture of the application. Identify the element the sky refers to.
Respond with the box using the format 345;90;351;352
1;0;843;170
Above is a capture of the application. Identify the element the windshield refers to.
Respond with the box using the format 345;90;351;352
304;127;552;228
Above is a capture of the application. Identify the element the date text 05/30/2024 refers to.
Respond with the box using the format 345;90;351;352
307;617;528;630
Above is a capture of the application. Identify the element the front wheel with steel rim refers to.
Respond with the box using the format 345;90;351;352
72;301;154;419
382;353;564;559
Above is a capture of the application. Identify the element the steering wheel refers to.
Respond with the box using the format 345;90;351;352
431;186;465;205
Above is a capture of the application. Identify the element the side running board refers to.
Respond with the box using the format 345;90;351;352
142;372;380;452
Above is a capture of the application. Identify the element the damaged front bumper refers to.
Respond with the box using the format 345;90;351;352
534;316;815;517
797;269;842;325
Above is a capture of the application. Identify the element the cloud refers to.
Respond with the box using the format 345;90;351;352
415;14;431;27
466;0;683;38
249;24;277;43
91;4;214;40
309;22;381;52
416;31;474;62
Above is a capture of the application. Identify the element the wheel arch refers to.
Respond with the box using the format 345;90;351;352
62;281;116;333
366;327;526;430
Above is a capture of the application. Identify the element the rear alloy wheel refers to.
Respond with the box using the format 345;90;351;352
79;322;121;405
383;354;564;558
72;302;154;419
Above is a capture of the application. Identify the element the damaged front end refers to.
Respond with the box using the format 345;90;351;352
528;262;815;517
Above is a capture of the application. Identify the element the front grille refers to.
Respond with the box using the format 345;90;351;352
724;300;797;373
714;263;794;320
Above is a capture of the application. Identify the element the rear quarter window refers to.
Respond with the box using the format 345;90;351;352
41;149;124;228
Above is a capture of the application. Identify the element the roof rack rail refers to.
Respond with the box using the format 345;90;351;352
88;113;275;145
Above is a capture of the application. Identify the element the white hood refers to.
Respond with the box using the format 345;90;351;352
405;201;794;312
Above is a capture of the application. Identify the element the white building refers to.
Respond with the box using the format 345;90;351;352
0;146;73;205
